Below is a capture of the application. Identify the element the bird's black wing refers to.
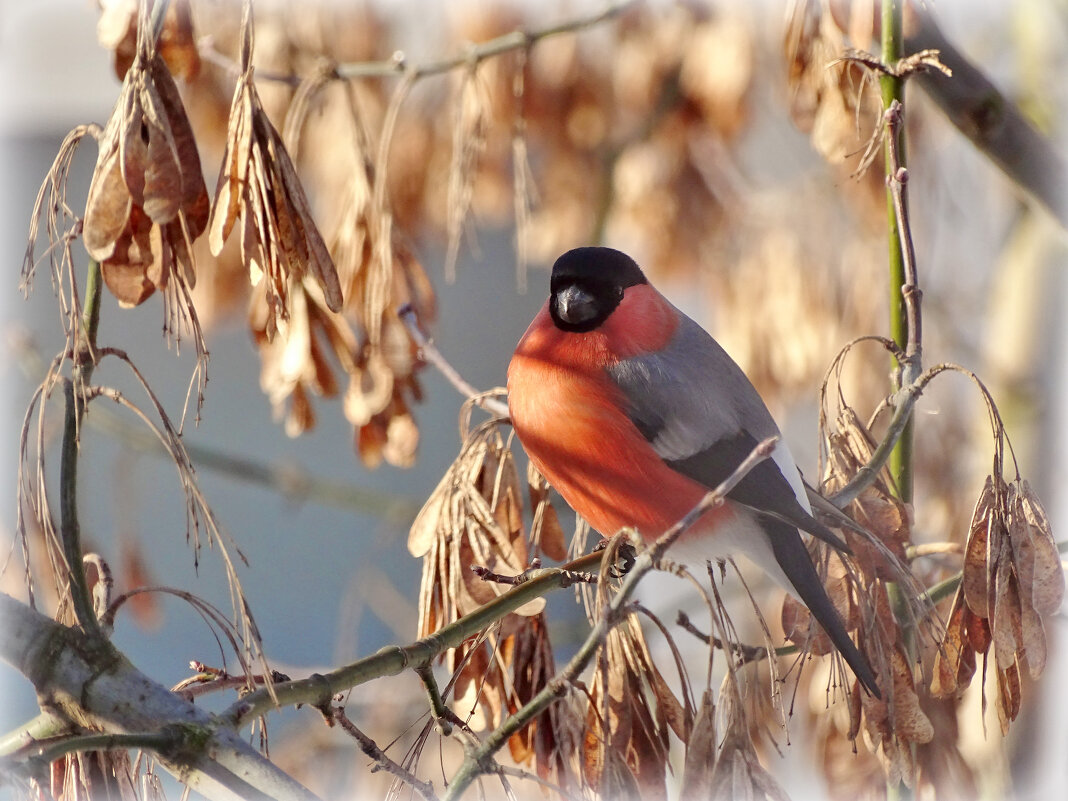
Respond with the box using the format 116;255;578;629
666;430;851;554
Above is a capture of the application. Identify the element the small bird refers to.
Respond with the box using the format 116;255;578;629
507;246;880;697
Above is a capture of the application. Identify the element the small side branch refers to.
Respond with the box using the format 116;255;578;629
200;2;634;86
885;100;923;387
333;708;439;801
59;380;99;636
59;258;107;636
414;665;465;735
398;304;510;419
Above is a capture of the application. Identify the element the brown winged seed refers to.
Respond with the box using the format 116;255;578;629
208;68;343;340
84;45;207;307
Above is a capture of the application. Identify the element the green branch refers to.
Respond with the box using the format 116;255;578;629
225;550;606;728
61;258;105;635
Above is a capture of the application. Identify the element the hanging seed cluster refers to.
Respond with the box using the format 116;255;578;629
934;474;1063;731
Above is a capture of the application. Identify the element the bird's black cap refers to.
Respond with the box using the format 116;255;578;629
548;248;647;333
550;247;647;291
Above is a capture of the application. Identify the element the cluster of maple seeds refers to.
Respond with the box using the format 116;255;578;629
84;5;207;319
76;0;849;468
935;472;1063;730
79;1;430;465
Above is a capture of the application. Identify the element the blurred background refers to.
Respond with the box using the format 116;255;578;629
1;1;1066;799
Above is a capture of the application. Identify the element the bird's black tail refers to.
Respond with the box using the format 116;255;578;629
767;519;881;698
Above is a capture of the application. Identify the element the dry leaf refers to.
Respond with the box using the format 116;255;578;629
889;648;933;744
1014;481;1064;616
962;476;995;618
582;616;672;801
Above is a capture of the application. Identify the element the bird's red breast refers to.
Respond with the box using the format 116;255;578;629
507;285;734;544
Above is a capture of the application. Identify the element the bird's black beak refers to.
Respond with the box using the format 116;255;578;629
554;284;598;326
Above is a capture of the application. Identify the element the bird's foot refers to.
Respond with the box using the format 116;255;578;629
592;539;637;578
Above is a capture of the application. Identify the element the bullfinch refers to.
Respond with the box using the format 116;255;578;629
507;246;880;697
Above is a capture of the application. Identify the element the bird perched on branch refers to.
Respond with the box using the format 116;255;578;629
507;246;880;697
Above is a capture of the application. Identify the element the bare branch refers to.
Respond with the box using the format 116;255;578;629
906;8;1068;228
199;2;634;87
0;593;319;801
398;304;510;419
226;549;606;728
333;707;439;801
884;100;923;387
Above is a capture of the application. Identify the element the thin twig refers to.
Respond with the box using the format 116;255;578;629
885;100;923;388
4;731;177;773
828;371;924;506
11;334;419;520
906;542;964;559
171;663;291;701
413;665;466;736
491;764;584;801
333;708;439;801
879;0;915;505
398;304;510;419
441;437;779;801
200;2;634;87
674;610;788;664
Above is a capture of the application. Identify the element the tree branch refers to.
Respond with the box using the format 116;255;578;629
200;2;634;87
398;304;510;419
333;708;439;801
225;550;606;728
56;255;108;636
906;7;1068;228
0;593;319;801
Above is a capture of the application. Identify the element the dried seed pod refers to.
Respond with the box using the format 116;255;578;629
961;476;995;618
784;0;881;169
782;593;834;656
705;676;791;801
527;462;569;562
582;616;674;801
207;16;342;340
1018;593;1047;680
1014;480;1064;616
931;587;976;698
84;30;207;309
995;661;1022;735
98;0;200;81
889;648;933;744
991;550;1022;671
409;423;564;752
679;690;718;799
